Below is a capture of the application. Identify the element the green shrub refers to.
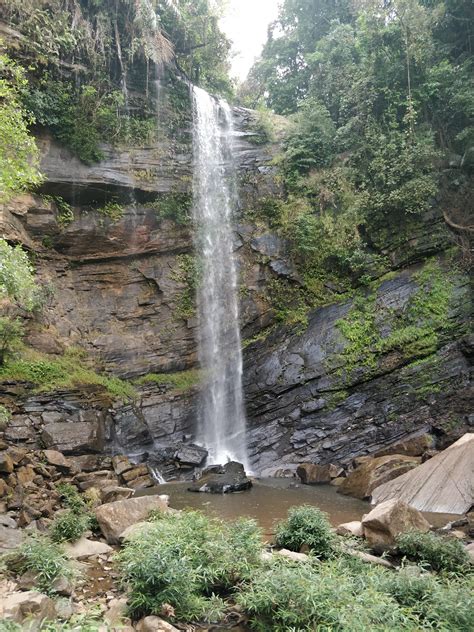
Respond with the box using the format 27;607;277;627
56;482;86;513
381;567;474;630
396;530;470;574
50;509;91;543
274;505;336;558
117;511;262;622
6;534;74;595
0;404;10;430
237;557;419;631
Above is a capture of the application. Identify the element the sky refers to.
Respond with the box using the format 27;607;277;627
219;0;281;82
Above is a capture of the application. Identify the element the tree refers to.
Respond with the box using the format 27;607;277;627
0;52;42;201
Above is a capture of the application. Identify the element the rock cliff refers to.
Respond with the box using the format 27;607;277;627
1;67;471;476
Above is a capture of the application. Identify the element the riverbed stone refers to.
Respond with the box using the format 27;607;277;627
336;521;363;537
95;495;169;543
0;591;56;623
338;455;421;499
362;499;430;551
0;452;14;473
188;461;252;493
296;463;332;484
136;616;179;632
63;536;113;559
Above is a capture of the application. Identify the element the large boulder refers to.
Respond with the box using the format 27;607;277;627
371;433;474;514
0;591;56;624
296;463;331;484
188;461;252;493
63;536;113;560
41;422;103;454
338;455;421;499
95;494;169;543
374;433;436;458
361;499;430;551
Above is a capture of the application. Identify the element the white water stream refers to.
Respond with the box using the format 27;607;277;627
191;86;248;468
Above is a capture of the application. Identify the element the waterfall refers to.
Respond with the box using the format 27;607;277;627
191;86;248;468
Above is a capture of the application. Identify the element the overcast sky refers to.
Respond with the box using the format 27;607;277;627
219;0;281;82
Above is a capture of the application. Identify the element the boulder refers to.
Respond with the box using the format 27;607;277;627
95;494;169;543
104;597;128;625
188;461;252;493
336;521;363;537
338;455;421;499
174;443;207;467
466;542;474;563
136;616;179;632
101;485;133;504
0;525;25;553
0;591;56;623
296;463;331;484
0;452;14;473
275;549;310;562
371;434;474;514
42;450;71;471
375;433;435;458
361;499;430;551
41;422;103;454
112;455;134;476
63;536;113;560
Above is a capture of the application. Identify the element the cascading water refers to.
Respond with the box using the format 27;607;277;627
191;86;248;468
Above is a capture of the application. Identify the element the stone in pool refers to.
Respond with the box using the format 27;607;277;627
188;461;252;494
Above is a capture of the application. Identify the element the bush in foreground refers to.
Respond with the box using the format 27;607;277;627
396;530;470;574
274;504;336;557
4;534;74;595
116;510;263;622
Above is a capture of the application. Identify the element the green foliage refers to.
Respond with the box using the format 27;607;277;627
5;534;74;595
0;238;40;311
135;368;202;391
0;51;42;200
0;404;11;430
274;505;336;558
96;201;124;222
396;530;471;574
170;254;199;320
238;555;474;632
56;482;87;513
0;613;108;632
334;259;456;378
117;510;263;621
148;192;192;226
0;318;24;367
0;347;136;401
237;556;413;632
50;509;92;544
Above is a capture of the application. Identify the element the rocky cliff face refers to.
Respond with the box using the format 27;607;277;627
1;73;471;477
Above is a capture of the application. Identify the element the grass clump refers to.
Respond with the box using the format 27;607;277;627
0;347;136;401
5;534;74;595
0;404;11;430
116;510;263;622
237;557;417;631
50;510;92;544
135;368;202;392
274;505;336;558
396;530;471;574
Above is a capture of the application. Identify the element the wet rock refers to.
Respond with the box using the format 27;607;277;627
188;461;252;494
338;455;421;500
296;463;332;484
121;464;149;482
174;443;208;467
95;494;169;543
362;499;430;551
63;536;113;560
126;474;154;490
336;521;363;537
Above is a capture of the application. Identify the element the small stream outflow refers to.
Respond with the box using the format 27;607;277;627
191;86;248;468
